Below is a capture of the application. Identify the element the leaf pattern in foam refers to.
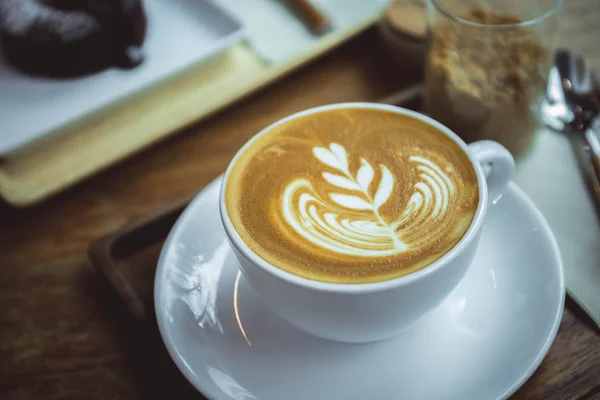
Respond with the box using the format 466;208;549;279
313;143;350;174
329;194;372;210
329;143;348;170
313;146;340;170
280;142;456;256
356;158;374;192
322;173;360;190
314;144;392;212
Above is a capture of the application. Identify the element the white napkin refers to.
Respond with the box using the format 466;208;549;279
515;128;600;328
214;0;390;63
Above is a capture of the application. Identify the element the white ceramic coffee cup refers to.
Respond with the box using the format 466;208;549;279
220;103;514;343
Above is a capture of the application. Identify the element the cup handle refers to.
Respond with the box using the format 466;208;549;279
468;140;515;204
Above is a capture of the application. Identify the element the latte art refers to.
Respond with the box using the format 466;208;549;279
282;144;457;257
225;108;479;283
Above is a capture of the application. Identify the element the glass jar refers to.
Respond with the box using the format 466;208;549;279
424;0;563;158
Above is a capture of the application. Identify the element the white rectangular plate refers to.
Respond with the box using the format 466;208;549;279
0;0;244;156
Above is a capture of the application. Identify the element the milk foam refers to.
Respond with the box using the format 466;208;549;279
282;143;455;257
225;108;479;283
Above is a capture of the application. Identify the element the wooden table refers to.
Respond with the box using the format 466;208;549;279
1;29;599;400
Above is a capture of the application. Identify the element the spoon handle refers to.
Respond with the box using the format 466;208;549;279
583;128;600;203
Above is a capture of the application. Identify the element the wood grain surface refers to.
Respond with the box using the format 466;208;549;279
1;28;600;400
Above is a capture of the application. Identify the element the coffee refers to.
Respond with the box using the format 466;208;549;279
225;108;479;284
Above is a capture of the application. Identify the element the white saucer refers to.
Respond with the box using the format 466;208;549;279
155;177;564;400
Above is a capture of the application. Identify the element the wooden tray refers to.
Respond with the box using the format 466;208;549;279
0;12;382;207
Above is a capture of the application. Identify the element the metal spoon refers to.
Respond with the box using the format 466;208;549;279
543;49;600;206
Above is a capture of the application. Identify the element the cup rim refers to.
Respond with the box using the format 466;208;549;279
219;103;488;294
